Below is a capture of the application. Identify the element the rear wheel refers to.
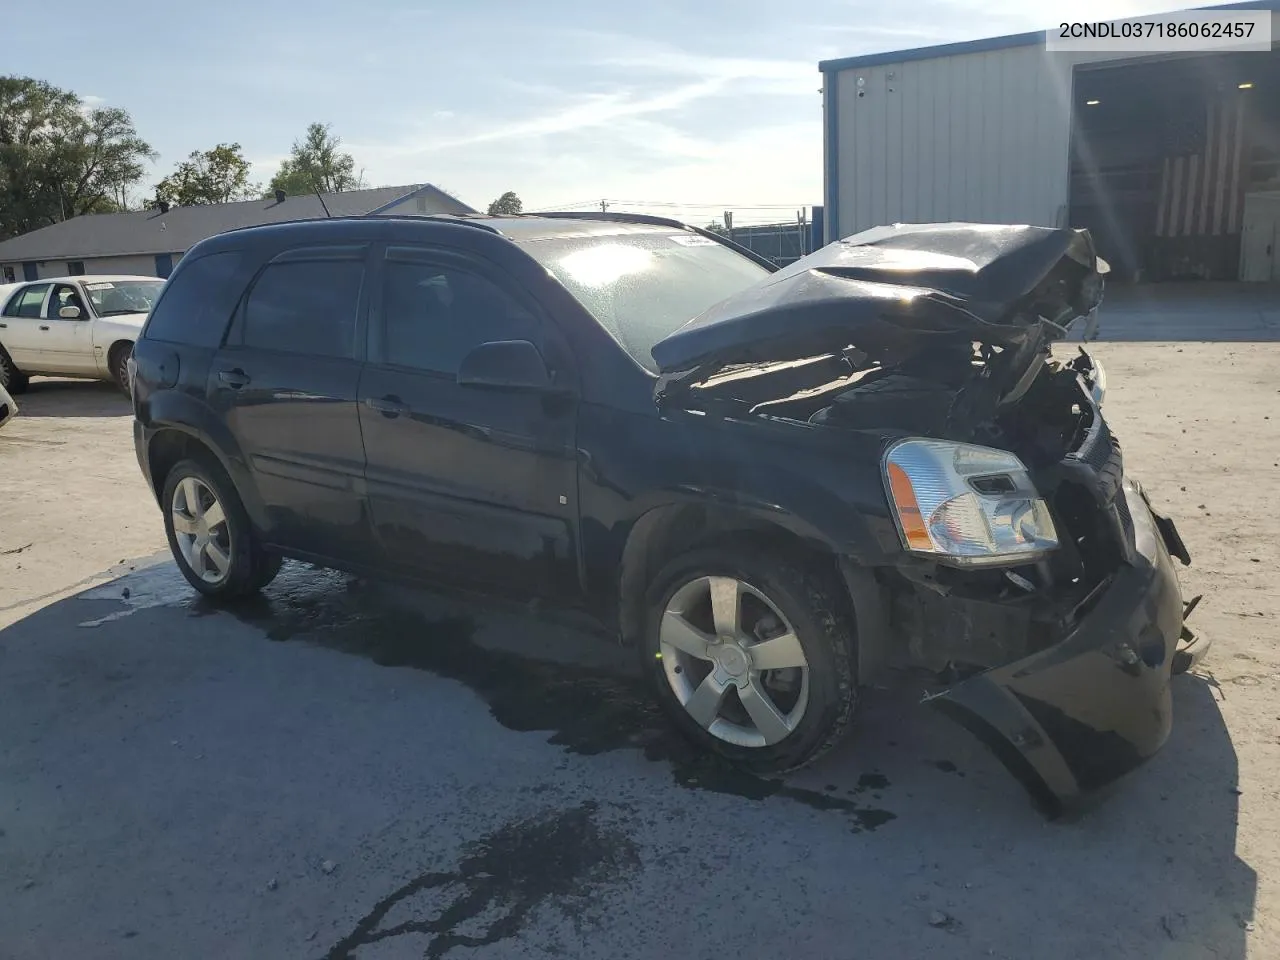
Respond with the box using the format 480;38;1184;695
0;349;29;394
162;457;281;599
641;543;857;774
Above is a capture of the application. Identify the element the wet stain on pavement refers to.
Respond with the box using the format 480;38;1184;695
322;804;638;960
857;772;890;791
933;760;963;775
198;564;897;832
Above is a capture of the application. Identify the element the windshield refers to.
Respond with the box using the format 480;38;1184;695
80;279;165;317
519;232;771;373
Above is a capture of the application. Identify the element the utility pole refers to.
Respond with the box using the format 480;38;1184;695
600;199;609;212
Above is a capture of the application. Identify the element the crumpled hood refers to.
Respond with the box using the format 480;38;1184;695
650;223;1109;376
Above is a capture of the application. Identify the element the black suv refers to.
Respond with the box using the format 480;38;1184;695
132;213;1206;813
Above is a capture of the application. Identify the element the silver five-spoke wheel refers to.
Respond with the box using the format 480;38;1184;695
170;476;232;585
659;575;810;748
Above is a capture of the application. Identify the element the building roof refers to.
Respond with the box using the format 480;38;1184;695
817;0;1280;72
0;183;475;263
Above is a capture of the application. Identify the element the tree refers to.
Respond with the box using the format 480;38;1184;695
0;76;155;239
487;191;522;215
267;122;362;197
152;143;257;207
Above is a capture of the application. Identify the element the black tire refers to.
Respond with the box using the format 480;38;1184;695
109;342;133;396
161;456;281;599
0;348;28;394
640;542;857;775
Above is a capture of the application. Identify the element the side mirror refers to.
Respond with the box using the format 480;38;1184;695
456;339;556;392
59;305;82;319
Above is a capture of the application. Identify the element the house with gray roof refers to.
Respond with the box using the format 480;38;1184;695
0;183;475;283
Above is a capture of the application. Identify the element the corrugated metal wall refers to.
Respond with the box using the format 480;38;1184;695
824;44;1147;242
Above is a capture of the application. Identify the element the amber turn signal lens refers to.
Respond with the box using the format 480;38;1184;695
887;461;932;550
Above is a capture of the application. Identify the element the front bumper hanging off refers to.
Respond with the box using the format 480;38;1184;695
929;479;1208;816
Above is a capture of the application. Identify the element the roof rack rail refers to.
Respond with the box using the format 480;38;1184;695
220;213;504;237
365;213;503;234
526;210;697;230
524;211;777;271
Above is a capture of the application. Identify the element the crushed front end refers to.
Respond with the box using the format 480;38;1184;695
882;362;1207;814
650;223;1210;812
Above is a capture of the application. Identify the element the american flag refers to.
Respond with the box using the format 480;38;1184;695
1155;95;1248;238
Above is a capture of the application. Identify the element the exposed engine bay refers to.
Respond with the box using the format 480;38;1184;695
687;334;1117;663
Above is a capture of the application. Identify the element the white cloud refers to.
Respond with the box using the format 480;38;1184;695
76;94;106;117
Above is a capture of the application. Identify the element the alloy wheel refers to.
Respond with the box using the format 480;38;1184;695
659;575;810;748
171;476;233;584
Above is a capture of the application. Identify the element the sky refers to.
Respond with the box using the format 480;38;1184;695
9;0;1198;226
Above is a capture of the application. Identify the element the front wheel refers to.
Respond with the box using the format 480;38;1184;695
162;457;281;599
641;543;858;774
109;342;133;396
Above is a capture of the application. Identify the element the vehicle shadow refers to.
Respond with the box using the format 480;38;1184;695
0;559;1258;959
9;378;130;418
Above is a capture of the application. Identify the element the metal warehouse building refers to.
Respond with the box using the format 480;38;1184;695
820;1;1280;282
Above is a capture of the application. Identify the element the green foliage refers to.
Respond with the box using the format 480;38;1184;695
153;142;257;206
0;76;154;239
267;122;362;197
487;191;523;215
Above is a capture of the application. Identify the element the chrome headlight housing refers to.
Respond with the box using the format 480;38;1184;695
1086;355;1106;407
882;439;1059;566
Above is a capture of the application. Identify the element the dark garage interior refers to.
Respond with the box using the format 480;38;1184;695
1069;48;1280;282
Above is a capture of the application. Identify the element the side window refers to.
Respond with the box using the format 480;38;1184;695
381;255;539;375
144;251;250;348
241;259;364;360
51;284;87;319
4;284;50;318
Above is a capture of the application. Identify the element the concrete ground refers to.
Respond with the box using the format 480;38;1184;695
1;303;1278;959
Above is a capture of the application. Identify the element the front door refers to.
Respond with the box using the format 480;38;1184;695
43;284;96;373
208;244;373;561
358;244;581;601
0;283;52;369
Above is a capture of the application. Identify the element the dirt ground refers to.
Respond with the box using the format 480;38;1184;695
1;339;1278;959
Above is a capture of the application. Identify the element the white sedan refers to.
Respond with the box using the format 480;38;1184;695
0;274;167;395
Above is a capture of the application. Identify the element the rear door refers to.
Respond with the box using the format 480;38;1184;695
208;244;373;562
0;284;52;369
359;244;581;600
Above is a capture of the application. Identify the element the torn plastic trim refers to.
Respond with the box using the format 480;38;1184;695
925;478;1196;816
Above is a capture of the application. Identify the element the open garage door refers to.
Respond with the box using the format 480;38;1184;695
1068;49;1280;282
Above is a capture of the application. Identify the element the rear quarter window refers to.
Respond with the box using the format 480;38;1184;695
142;251;251;348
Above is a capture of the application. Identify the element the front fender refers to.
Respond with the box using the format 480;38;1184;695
91;318;145;374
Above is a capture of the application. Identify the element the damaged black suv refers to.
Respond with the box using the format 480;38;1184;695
130;213;1208;813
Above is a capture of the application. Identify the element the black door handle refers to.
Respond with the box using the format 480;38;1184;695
39;325;49;331
218;368;250;388
365;395;409;418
